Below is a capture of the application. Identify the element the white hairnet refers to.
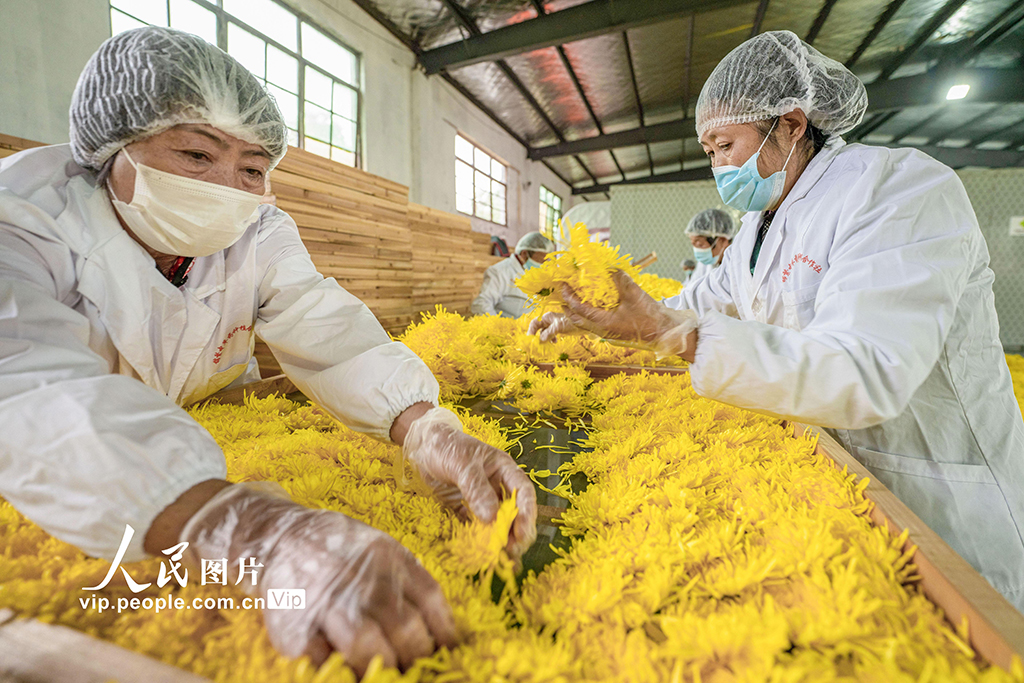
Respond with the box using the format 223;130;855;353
70;27;287;172
685;208;737;240
695;30;867;140
515;232;555;254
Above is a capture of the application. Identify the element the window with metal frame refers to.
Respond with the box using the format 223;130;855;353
539;185;562;233
108;0;361;167
455;134;507;226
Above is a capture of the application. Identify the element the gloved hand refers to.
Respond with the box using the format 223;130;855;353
528;311;580;343
528;270;698;358
402;407;537;560
180;482;456;674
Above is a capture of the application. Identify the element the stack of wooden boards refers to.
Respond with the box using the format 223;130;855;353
0;132;44;159
0;133;501;377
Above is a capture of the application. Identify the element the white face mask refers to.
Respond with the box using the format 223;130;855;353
107;149;262;257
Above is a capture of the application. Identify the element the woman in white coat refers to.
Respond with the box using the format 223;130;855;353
0;28;536;672
532;30;1024;610
470;231;555;317
671;208;737;289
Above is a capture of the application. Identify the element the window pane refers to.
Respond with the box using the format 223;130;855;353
111;0;167;26
304;66;332;109
474;148;490;173
456;193;473;215
287;129;299;147
228;23;266;79
455;135;474;163
169;0;216;43
332;82;357;121
456;161;473;193
491;179;505;200
553;195;562;211
493;208;506;226
224;0;297;51
301;23;357;86
331;147;356;167
110;7;149;35
304;103;332;142
539;204;547;229
474;171;490;200
266;45;298;93
475;202;490;220
330;115;356;151
304;136;331;159
266;84;298;130
490;158;506;182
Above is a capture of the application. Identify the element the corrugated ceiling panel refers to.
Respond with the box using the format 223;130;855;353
614;145;654;177
503;47;600;141
563;34;641;134
648;140;686;172
689;2;761;107
578;150;623;184
625;17;693;122
447;61;556;145
759;0;821;40
906;102;1001;141
811;0;892;63
849;0;1015;74
866;103;945;141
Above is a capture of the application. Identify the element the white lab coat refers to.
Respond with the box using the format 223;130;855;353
470;255;529;318
0;145;439;561
674;260;717;294
667;139;1024;609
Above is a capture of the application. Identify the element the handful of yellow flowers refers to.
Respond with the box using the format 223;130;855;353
517;223;682;317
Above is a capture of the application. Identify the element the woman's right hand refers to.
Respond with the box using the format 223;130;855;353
529;270;698;358
179;483;457;675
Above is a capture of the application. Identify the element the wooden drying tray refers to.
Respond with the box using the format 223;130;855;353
793;423;1024;672
193;372;1024;672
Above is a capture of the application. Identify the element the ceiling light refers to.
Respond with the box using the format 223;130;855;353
946;84;970;100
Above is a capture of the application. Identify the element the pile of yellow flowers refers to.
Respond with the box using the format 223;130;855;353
2;357;1023;680
517;223;682;315
1007;353;1024;417
396;307;683;409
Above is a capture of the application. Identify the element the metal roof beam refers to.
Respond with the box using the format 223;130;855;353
868;68;1024;111
419;0;754;74
573;166;713;194
529;117;696;159
530;68;1024;158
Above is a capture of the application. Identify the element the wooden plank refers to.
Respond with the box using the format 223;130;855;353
793;424;1024;672
0;133;45;151
534;363;689;379
186;374;298;408
0;609;208;683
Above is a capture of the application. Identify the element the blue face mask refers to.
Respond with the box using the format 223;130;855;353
693;246;717;265
712;119;796;213
524;256;543;270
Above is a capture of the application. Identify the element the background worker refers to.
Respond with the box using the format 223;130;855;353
470;231;555;317
685;208;737;282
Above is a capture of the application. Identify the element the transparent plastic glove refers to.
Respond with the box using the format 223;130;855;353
528;311;580;343
402;407;537;560
180;482;456;674
561;270;699;358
